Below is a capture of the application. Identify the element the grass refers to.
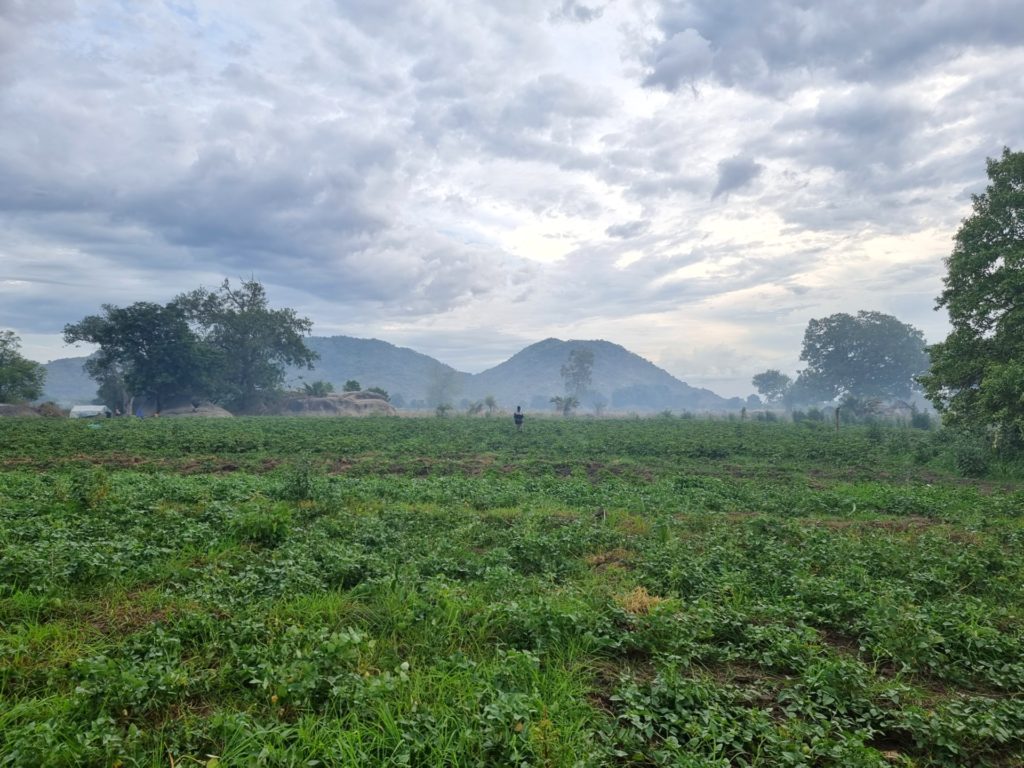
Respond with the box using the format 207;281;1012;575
0;416;1021;766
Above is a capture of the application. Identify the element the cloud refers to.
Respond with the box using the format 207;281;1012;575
712;155;764;199
0;0;1020;395
642;0;1024;95
605;220;649;238
551;0;606;24
642;28;712;92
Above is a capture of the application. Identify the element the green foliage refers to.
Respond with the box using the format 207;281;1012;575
302;380;334;396
920;148;1024;448
231;501;293;547
177;278;317;413
342;379;361;392
365;386;389;401
799;311;929;401
752;369;791;404
63;302;208;412
0;331;46;403
1;418;1022;765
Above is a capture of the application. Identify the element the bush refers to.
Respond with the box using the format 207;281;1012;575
36;402;66;418
277;462;318;501
952;433;991;477
910;408;933;430
232;502;292;547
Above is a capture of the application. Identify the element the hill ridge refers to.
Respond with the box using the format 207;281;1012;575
39;335;740;411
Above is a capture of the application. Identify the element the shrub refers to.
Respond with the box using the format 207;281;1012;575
232;502;292;547
952;432;991;477
36;401;66;418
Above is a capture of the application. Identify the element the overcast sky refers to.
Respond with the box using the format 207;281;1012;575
2;0;1022;396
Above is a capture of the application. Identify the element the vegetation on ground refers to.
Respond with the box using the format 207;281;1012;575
1;417;1022;766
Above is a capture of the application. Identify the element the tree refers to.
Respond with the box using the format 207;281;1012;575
0;331;45;403
483;394;497;416
177;279;317;412
64;302;209;412
798;311;928;401
550;394;578;417
342;380;361;392
426;368;461;408
561;348;594;401
365;386;389;401
303;380;334;396
751;369;791;404
920;148;1024;444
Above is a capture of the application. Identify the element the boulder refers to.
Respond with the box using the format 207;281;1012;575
160;403;234;418
0;403;40;418
281;391;397;417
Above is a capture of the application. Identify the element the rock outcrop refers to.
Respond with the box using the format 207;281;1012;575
281;391;397;417
160;403;234;418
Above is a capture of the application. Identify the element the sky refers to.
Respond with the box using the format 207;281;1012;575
1;0;1023;397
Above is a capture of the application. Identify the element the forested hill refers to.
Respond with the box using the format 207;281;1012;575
463;338;741;412
40;335;740;411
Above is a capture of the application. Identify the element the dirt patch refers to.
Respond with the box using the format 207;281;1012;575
616;586;666;615
80;592;181;635
818;627;863;656
807;517;935;532
585;548;633;570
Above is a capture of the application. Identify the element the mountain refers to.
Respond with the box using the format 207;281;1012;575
41;356;97;405
36;336;740;412
462;338;740;412
295;336;469;407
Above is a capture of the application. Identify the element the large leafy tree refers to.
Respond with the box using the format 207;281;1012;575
751;369;791;404
798;311;928;401
0;331;46;403
63;302;209;412
177;279;317;412
919;148;1024;443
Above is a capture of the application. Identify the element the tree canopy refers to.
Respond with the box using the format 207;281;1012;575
751;369;791;404
65;279;316;413
798;311;928;401
64;302;209;412
177;279;317;412
920;147;1024;443
0;331;46;403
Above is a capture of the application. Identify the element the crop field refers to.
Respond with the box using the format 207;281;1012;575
0;417;1022;767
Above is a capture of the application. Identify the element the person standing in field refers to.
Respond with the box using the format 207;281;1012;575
513;405;524;431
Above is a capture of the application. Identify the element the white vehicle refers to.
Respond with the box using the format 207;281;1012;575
69;405;111;419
